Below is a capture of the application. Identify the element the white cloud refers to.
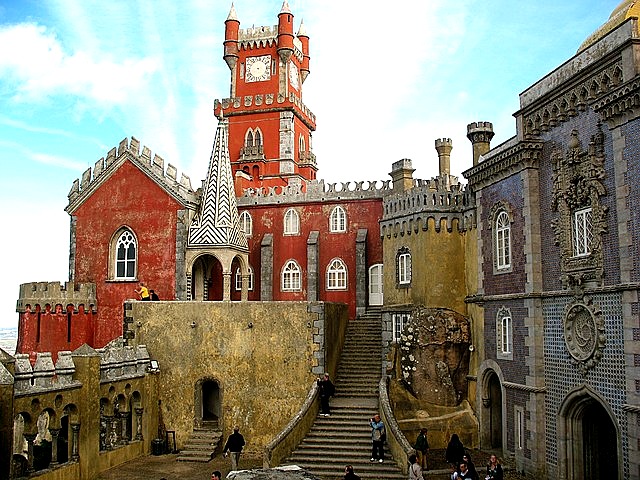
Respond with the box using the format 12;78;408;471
0;23;160;104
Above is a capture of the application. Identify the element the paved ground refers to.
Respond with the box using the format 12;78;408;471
97;449;529;480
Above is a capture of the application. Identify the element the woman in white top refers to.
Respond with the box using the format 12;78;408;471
408;453;424;480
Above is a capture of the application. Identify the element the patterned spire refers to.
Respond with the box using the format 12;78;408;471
188;116;248;250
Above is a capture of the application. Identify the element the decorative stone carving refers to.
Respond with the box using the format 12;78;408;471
563;298;605;375
397;307;471;406
551;126;607;289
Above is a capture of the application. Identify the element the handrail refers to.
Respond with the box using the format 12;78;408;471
263;382;319;468
379;376;415;475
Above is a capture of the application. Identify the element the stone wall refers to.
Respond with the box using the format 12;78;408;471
126;300;347;453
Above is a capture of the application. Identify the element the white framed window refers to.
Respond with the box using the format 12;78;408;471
392;312;411;341
244;128;263;147
327;258;347;290
572;207;592;257
495;211;511;270
235;266;254;291
284;208;300;235
115;229;137;279
245;129;254;147
240;211;252;236
329;206;347;233
299;135;305;152
496;306;513;360
282;260;301;291
515;406;525;450
397;248;411;285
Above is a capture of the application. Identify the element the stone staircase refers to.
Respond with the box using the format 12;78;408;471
176;421;223;462
284;308;405;479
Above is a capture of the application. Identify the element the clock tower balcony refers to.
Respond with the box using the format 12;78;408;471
299;150;316;168
240;145;266;161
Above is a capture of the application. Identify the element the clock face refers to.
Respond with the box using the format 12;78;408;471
246;55;271;82
289;62;299;90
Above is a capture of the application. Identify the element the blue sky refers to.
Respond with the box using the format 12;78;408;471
0;0;621;329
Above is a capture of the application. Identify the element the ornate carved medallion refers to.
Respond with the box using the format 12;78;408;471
563;299;605;375
550;125;608;289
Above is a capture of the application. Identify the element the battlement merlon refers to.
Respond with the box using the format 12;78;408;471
16;281;97;313
237;25;305;62
215;93;316;131
66;137;198;214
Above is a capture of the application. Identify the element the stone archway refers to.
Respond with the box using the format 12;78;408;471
195;379;221;428
557;386;619;480
481;370;503;449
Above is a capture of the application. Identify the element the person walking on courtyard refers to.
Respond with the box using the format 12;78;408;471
317;372;335;416
369;413;385;463
222;425;245;471
343;464;361;480
485;454;503;480
135;282;150;301
409;453;425;480
414;428;430;470
211;471;222;480
445;434;465;468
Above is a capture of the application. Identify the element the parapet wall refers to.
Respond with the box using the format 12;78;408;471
17;282;97;313
66;137;197;213
215;90;316;126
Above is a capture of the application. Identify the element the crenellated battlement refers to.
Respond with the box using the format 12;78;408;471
17;282;97;313
215;91;316;127
66;137;197;213
237;25;304;61
97;338;150;382
237;178;392;206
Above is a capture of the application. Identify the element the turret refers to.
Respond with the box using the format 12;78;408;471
223;3;240;71
277;1;295;64
297;20;310;83
466;122;494;166
389;159;415;193
435;138;452;178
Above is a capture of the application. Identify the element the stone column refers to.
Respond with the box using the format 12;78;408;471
110;416;119;447
134;407;144;441
120;412;129;444
241;274;250;301
355;229;368;316
24;433;36;473
70;424;80;461
307;231;319;302
260;234;273;300
49;428;60;465
223;272;232;301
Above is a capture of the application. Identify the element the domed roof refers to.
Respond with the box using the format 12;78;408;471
578;0;640;53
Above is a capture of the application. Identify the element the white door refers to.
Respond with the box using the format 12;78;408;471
368;264;384;306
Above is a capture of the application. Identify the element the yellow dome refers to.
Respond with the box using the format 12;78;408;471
578;0;640;52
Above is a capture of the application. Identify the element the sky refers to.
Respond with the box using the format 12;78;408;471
0;0;622;329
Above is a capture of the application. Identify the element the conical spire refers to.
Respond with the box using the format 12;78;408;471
187;117;248;251
297;19;307;36
280;0;292;14
227;2;238;21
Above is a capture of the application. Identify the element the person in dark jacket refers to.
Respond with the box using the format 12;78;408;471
462;453;479;480
343;464;361;480
414;428;430;469
317;373;335;416
485;454;504;480
222;426;245;470
445;434;465;467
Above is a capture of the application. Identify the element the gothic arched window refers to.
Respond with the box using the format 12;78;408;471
284;208;300;235
113;228;137;280
240;211;252;236
245;129;254;147
327;258;347;290
329;206;347;233
282;260;301;291
495;210;511;270
235;266;254;291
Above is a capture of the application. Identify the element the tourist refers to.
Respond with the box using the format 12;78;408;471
485;454;503;480
343;464;361;480
317;372;335;416
408;453;424;480
369;413;385;463
414;427;429;470
445;434;465;467
135;282;150;301
150;289;160;301
455;461;476;479
211;471;222;480
222;425;245;470
462;453;479;479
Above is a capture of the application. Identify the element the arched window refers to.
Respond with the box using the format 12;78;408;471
497;306;513;360
327;258;347;290
396;247;411;285
245;129;254;147
254;129;262;146
329;206;347;233
282;260;301;291
284;208;300;235
495;211;511;270
114;229;137;279
240;211;252;236
299;135;306;152
235;266;254;291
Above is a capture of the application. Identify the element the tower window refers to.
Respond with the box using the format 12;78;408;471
396;247;411;286
284;208;300;235
113;228;137;280
495;210;511;270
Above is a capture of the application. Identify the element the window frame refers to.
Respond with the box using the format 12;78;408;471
235;266;254;291
240;211;252;236
495;210;511;270
392;312;411;341
396;247;411;286
496;306;513;360
572;206;593;257
281;260;302;291
284;208;300;235
112;228;138;281
326;258;347;290
329;205;347;233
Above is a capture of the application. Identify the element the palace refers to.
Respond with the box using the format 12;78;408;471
3;1;640;479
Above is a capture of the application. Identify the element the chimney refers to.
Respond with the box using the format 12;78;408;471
389;159;415;193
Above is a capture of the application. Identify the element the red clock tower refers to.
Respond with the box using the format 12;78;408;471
216;2;317;195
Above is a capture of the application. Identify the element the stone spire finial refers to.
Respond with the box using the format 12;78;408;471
227;3;238;21
280;0;292;14
297;19;307;36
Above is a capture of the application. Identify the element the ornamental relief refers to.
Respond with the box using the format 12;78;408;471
550;125;608;289
563;299;605;375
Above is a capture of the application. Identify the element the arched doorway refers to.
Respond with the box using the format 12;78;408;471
195;379;221;428
558;387;618;480
191;255;224;301
487;372;502;448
